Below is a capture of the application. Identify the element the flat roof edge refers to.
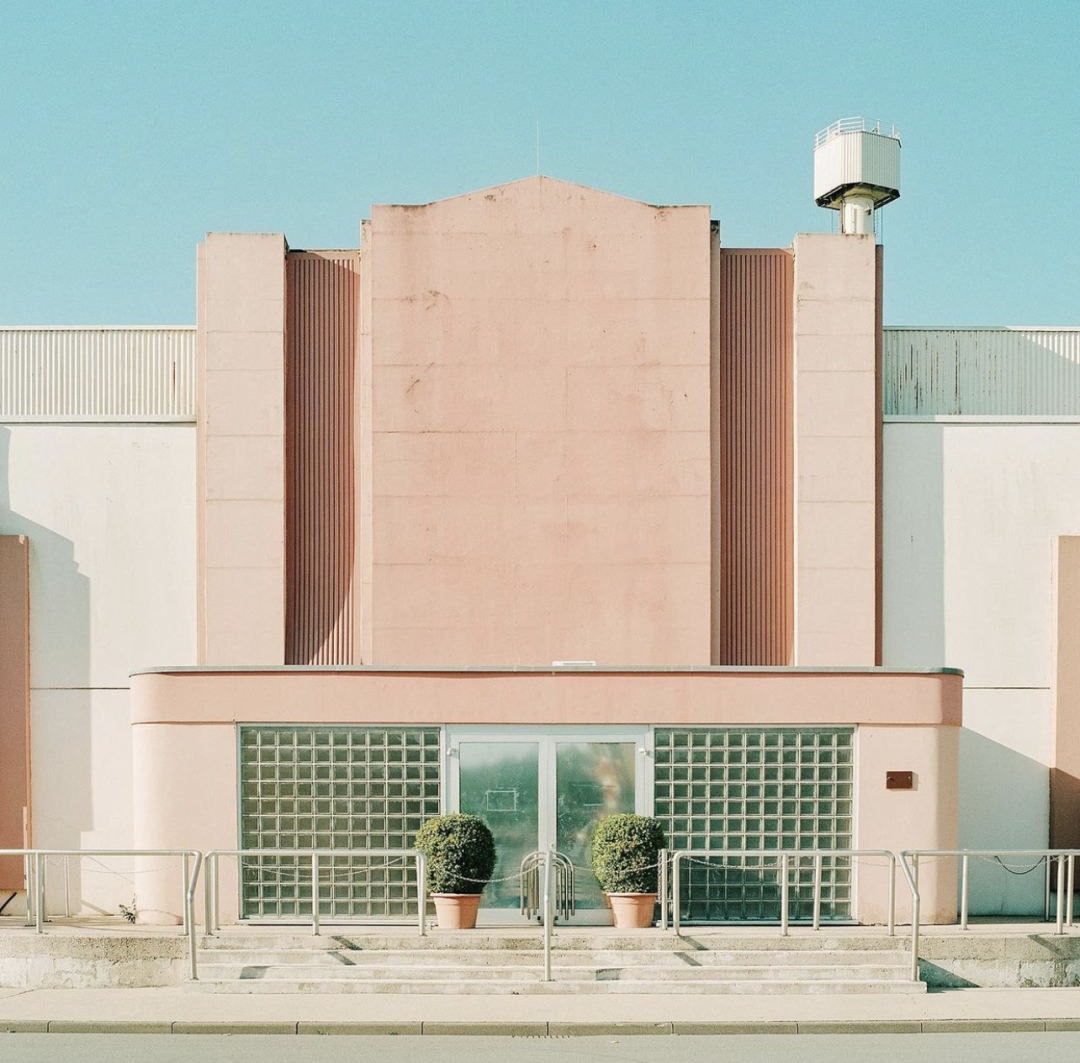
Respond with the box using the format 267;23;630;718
131;664;964;678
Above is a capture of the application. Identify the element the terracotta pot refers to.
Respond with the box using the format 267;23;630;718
432;893;483;929
607;892;657;929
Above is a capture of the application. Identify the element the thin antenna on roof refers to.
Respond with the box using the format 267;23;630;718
536;121;540;176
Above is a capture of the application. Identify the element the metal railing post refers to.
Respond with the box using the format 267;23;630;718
658;849;668;931
64;855;71;918
960;854;969;930
35;852;44;934
542;847;554;982
887;853;896;937
212;855;220;934
911;889;921;982
672;854;681;936
1056;854;1066;935
896;852;921;983
1068;854;1076;928
204;853;214;935
780;853;790;937
186;851;201;982
311;853;320;937
812;854;822;931
181;852;190;935
416;852;427;938
23;853;33;927
1045;857;1051;921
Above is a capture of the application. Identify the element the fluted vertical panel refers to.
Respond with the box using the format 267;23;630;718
285;251;359;665
716;249;794;665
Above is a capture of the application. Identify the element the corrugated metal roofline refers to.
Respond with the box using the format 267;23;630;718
0;325;195;331
884;327;1080;417
0;327;196;423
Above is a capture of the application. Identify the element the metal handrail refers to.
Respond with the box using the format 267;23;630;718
668;848;918;980
901;849;1079;937
815;117;901;147
203;848;427;940
0;848;202;980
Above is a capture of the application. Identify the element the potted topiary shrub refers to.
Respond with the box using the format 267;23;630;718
590;813;666;929
414;813;497;930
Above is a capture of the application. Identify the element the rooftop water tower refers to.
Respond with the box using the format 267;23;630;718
813;118;901;235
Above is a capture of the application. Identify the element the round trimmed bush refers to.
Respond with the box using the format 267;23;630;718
590;814;666;895
414;813;497;895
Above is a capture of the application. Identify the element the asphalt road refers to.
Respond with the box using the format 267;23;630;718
5;1034;1080;1063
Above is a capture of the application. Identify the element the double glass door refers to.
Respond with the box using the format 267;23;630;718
448;729;649;924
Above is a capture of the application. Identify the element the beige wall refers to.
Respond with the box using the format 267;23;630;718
856;725;959;924
365;177;712;666
131;722;238;923
197;232;287;665
793;233;878;666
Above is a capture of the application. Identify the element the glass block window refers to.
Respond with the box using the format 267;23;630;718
653;728;854;922
239;727;442;920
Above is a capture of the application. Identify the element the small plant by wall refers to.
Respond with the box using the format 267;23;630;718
591;814;666;895
415;813;496;896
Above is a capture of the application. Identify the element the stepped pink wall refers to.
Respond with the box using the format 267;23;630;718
714;248;795;665
364;177;712;665
792;234;879;665
285;251;359;665
197;233;287;665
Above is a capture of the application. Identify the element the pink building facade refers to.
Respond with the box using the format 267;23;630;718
4;177;967;925
135;177;959;925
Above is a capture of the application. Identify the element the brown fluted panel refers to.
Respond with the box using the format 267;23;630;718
286;251;359;665
715;249;794;665
0;535;30;888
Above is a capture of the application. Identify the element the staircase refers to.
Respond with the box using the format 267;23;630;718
193;929;924;994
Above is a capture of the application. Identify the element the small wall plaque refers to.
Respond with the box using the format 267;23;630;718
886;770;914;790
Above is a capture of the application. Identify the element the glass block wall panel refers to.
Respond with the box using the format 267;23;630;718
654;728;854;922
239;727;442;920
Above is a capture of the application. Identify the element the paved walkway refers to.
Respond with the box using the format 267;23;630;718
2;986;1080;1034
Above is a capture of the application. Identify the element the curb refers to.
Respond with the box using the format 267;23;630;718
2;1018;1080;1035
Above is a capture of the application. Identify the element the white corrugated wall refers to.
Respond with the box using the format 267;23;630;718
884;328;1080;416
0;327;195;422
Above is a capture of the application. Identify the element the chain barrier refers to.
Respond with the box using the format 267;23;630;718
984;855;1046;876
677;853;882;871
40;854;177;877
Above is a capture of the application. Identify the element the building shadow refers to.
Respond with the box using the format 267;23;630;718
0;425;93;913
959;729;1050;917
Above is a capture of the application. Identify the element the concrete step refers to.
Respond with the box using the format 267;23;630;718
201;932;905;953
191;976;926;995
198;961;910;982
196;947;908;968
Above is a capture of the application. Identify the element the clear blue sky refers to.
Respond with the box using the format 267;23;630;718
2;0;1077;326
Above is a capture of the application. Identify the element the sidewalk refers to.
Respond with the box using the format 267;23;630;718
2;986;1080;1035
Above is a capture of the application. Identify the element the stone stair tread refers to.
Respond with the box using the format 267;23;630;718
201;934;903;952
198;948;906;963
191;977;925;995
198;962;908;980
